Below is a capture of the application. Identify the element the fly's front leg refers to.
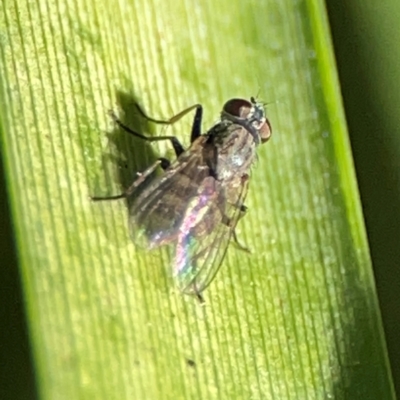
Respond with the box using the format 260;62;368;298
91;158;164;201
158;157;171;170
109;110;185;157
111;103;203;158
135;103;203;144
189;104;203;143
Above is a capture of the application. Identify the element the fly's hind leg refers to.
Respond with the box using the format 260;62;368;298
91;158;164;201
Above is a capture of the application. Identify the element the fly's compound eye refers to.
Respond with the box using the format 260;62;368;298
260;118;272;143
222;98;252;119
222;97;272;144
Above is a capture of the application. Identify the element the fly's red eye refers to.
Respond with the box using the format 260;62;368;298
222;98;252;118
260;118;272;143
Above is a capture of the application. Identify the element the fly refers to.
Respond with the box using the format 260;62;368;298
92;97;272;301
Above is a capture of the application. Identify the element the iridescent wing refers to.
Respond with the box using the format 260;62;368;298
174;173;249;295
128;136;212;248
129;138;249;296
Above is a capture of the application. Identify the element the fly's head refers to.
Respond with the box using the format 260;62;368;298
221;97;272;145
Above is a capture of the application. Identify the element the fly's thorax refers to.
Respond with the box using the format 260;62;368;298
206;120;232;146
214;123;258;180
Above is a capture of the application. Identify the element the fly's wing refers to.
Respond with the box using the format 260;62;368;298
174;174;249;295
129;133;249;295
129;138;211;248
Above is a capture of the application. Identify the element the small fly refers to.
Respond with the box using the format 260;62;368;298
92;97;272;301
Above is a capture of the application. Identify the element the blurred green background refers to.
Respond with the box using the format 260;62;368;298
326;0;400;394
1;0;399;398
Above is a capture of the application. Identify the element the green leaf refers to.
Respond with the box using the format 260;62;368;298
0;0;395;399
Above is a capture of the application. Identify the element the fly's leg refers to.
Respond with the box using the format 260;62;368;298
109;110;184;156
135;103;203;144
158;157;171;170
222;204;251;253
110;103;203;157
91;158;164;201
232;204;251;253
196;292;206;304
190;283;206;304
232;230;251;253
